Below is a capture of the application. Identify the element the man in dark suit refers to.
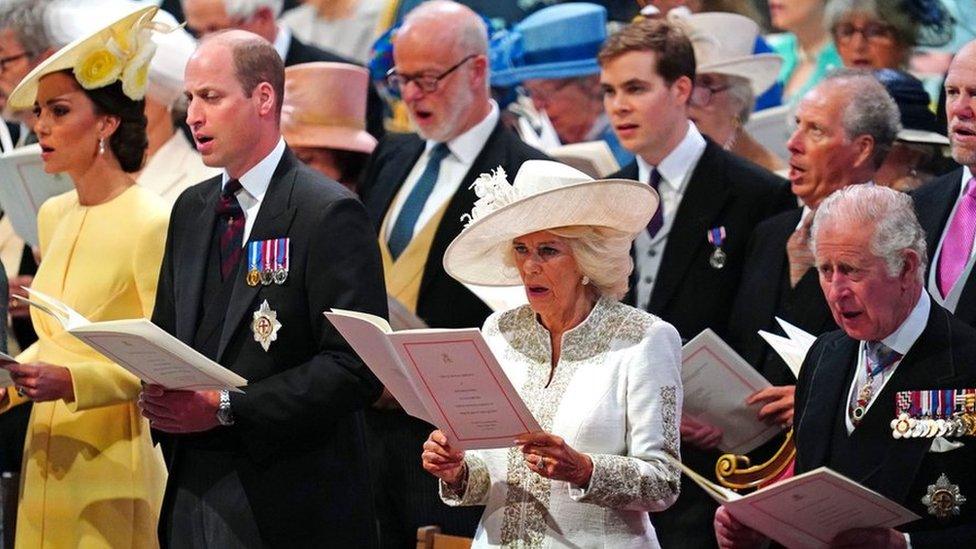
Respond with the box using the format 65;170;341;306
729;71;900;422
179;0;385;139
914;40;976;327
356;2;547;545
140;31;386;548
598;18;794;548
716;185;976;548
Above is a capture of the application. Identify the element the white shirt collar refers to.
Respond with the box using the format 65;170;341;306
273;24;291;62
880;290;930;356
222;137;286;200
425;100;499;165
635;121;706;191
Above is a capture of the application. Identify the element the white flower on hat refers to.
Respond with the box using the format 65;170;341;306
121;38;157;101
73;41;124;91
461;167;519;228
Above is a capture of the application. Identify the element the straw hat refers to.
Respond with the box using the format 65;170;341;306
282;62;377;154
443;160;658;286
679;12;782;97
8;5;161;109
490;3;607;88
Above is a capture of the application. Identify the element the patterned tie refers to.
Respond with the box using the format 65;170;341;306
786;211;816;288
388;143;451;260
937;178;976;297
646;167;664;238
215;179;244;280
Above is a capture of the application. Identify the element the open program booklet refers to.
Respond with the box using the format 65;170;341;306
325;309;541;450
0;144;74;247
670;455;919;549
16;288;246;392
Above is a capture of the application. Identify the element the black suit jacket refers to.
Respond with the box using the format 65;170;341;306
359;122;548;329
284;35;385;141
152;148;387;546
615;140;795;340
727;208;836;385
913;168;976;326
794;303;976;547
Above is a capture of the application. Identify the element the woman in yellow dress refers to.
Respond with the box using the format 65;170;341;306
1;7;170;547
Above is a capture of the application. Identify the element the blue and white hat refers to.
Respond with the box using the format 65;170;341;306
490;3;607;88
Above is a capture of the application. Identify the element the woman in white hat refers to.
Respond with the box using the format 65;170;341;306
421;160;683;547
683;12;788;173
1;6;168;547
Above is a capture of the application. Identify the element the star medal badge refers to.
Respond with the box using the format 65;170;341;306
706;226;727;269
251;299;281;351
922;473;966;521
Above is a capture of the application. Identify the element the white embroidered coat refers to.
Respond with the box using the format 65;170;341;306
441;298;683;548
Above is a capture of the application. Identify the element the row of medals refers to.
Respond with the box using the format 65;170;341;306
246;267;287;287
891;412;976;439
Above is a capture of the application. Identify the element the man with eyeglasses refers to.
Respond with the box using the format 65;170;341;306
357;1;547;546
598;17;794;548
179;0;384;139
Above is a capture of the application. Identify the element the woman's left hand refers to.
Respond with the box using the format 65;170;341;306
7;362;74;403
516;431;593;486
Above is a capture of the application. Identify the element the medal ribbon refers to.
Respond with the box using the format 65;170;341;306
707;226;726;247
248;241;260;273
262;239;273;274
276;237;286;272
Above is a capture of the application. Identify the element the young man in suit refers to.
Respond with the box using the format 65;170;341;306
914;40;976;327
729;71;900;422
140;31;387;548
597;18;794;548
356;2;547;545
717;185;976;548
180;0;385;139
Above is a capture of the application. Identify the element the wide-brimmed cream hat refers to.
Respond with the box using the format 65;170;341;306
282;62;377;154
443;160;658;286
680;12;782;97
8;5;160;109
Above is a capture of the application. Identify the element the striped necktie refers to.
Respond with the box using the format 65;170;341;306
215;179;244;280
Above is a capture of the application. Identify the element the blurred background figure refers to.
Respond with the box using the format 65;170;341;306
492;3;634;166
280;0;382;64
826;0;954;71
683;11;787;172
282;62;377;193
766;0;841;103
873;68;955;192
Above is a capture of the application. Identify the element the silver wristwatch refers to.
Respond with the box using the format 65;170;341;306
216;390;234;426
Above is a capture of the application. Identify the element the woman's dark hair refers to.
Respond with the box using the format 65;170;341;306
81;77;148;173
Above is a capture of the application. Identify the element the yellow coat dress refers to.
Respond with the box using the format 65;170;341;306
3;186;169;548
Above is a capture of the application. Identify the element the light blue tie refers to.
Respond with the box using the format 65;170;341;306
388;143;450;259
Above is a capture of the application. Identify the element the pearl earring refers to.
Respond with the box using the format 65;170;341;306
98;138;105;155
581;275;590;286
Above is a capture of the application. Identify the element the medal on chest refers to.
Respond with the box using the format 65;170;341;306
251;299;282;351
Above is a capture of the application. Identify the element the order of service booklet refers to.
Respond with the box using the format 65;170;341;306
325;309;541;450
0;144;74;248
16;288;246;392
671;455;919;549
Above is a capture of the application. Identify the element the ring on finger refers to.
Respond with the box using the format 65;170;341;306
15;386;25;397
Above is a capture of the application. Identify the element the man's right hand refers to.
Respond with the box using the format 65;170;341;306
681;416;724;449
715;505;767;548
422;430;466;487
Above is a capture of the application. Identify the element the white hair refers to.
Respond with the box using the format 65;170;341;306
221;0;283;19
810;185;927;283
502;225;636;301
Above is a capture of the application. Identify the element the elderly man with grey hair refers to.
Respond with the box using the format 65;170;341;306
0;0;55;141
727;70;901;433
179;0;384;138
717;184;976;549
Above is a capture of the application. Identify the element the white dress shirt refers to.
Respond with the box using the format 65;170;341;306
221;137;286;244
633;121;707;310
383;102;500;241
844;291;930;434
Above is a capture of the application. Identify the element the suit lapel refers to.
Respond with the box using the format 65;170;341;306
176;179;220;343
649;141;731;312
366;138;425;231
796;334;858;470
216;151;299;361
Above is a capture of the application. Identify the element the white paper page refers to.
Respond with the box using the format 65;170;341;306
549;141;621;178
758;330;806;379
385;297;428;331
775;317;818;349
463;283;528;313
23;286;91;329
324;311;433;423
70;319;247;392
390;329;540;450
727;467;919;549
681;329;782;454
666;453;740;503
0;144;73;247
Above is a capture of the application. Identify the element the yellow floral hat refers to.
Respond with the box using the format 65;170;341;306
7;5;160;109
